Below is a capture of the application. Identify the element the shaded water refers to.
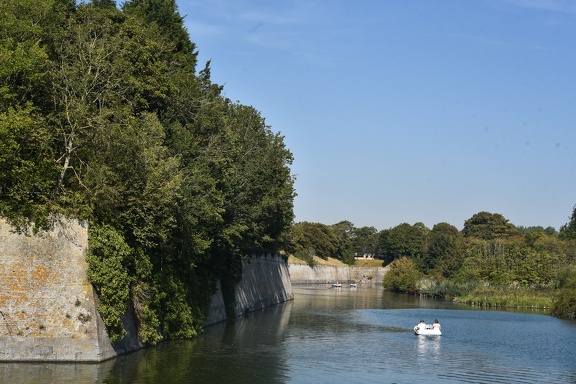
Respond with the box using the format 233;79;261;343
1;285;575;383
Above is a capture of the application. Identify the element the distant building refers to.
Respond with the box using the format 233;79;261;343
354;253;374;260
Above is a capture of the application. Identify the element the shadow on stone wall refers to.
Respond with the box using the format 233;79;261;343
204;254;294;326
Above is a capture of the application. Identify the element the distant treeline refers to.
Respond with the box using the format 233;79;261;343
0;0;295;343
287;209;576;319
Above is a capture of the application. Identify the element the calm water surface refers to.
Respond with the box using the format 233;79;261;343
2;285;575;383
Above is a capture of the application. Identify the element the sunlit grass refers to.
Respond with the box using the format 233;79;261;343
416;278;555;309
288;255;348;267
456;286;554;309
353;259;385;268
287;255;308;265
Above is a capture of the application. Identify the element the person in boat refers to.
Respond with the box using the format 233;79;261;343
431;319;441;331
415;320;427;331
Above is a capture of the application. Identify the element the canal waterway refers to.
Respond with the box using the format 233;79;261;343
2;285;575;383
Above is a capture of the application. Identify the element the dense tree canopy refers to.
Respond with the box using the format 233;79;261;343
462;211;517;240
287;221;382;265
382;257;421;294
0;0;295;343
329;220;356;264
290;222;338;260
427;222;464;277
351;225;380;257
559;205;576;241
379;222;428;264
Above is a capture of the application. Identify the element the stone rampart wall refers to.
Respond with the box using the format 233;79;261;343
0;218;293;361
0;218;116;362
349;266;389;285
233;254;293;317
204;254;293;326
288;264;388;285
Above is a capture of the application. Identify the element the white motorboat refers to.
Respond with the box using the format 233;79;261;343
414;324;442;336
332;283;342;288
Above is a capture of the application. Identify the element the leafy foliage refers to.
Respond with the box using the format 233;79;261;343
379;222;429;265
551;264;576;319
329;220;356;264
86;223;133;342
0;106;60;229
349;225;379;259
289;222;338;260
1;0;295;344
462;211;517;240
559;205;576;240
382;257;421;293
428;222;464;277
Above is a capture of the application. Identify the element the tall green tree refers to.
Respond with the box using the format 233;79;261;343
382;257;421;294
352;226;380;257
330;220;356;264
290;222;338;260
0;106;59;229
428;222;464;277
379;222;428;266
123;0;196;59
0;0;67;229
462;211;518;240
551;264;576;319
218;103;295;253
559;204;576;240
0;0;54;110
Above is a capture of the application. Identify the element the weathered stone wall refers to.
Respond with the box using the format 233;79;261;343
0;218;293;361
232;254;293;317
288;264;349;284
349;266;389;285
203;280;227;326
288;264;388;285
0;218;116;362
204;254;293;326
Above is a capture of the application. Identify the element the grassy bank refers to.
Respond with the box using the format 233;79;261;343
354;259;385;268
456;287;554;309
287;255;348;266
416;278;555;310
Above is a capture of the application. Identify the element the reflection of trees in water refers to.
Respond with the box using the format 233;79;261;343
104;301;293;384
0;303;293;384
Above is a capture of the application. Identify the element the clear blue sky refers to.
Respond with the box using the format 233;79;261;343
177;0;576;231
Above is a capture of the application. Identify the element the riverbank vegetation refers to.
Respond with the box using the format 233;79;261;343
0;0;295;344
288;209;576;319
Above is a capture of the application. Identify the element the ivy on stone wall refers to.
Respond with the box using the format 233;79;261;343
86;223;133;343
